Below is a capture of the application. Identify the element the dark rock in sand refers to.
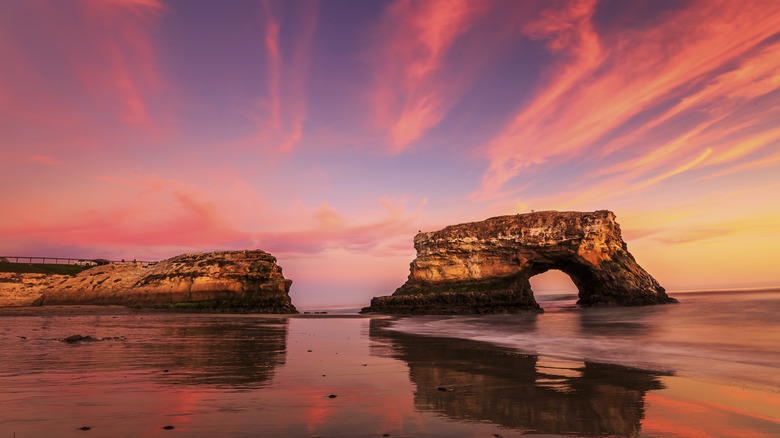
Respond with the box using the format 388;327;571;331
363;210;676;314
63;335;99;343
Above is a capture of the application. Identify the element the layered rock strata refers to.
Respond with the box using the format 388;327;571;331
31;250;297;313
363;210;675;314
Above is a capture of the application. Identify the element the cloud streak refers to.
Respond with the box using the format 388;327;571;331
0;173;425;262
251;0;318;152
253;196;427;257
0;0;168;159
475;0;780;200
28;155;62;168
369;0;488;151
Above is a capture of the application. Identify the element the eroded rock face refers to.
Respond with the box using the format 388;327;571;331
364;210;675;314
0;273;67;306
39;250;297;313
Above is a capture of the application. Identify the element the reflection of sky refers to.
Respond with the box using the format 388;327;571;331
1;314;777;436
2;0;780;306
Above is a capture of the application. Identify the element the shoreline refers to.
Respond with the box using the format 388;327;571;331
3;292;778;394
0;304;380;318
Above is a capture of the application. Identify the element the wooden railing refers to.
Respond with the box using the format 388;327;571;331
0;256;157;266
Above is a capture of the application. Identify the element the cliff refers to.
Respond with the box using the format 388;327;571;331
363;210;675;314
3;250;297;313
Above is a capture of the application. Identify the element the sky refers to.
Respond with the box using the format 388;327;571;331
2;0;780;307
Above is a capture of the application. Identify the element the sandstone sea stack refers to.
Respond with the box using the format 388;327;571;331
363;210;676;314
38;250;297;313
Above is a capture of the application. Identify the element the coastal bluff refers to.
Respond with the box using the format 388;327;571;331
363;210;676;314
2;250;297;313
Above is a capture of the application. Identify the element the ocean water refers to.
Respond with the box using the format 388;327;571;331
388;288;780;391
0;289;778;437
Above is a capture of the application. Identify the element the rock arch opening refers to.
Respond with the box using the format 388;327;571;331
529;269;579;309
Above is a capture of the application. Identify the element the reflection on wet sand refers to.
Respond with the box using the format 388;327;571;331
21;315;290;390
140;317;289;388
370;319;667;437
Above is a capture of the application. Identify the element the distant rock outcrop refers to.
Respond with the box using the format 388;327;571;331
363;210;675;314
33;250;297;313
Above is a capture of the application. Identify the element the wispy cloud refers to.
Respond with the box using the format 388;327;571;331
28;155;62;168
474;0;780;200
254;196;427;257
0;0;168;153
251;0;318;152
369;0;488;151
648;211;780;246
1;171;426;261
76;0;166;130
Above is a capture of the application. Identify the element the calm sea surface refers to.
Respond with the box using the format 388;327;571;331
0;289;778;437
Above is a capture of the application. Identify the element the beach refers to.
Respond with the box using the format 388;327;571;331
1;290;778;437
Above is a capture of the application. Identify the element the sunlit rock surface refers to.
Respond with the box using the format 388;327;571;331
38;250;297;313
364;210;675;314
0;273;66;306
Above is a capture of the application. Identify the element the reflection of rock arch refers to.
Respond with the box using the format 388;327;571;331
364;211;676;314
369;319;666;436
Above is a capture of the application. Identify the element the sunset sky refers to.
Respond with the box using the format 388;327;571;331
2;0;780;307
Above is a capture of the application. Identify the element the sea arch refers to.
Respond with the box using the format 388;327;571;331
363;210;677;314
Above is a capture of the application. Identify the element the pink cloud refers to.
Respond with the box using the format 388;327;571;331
1;189;251;253
78;0;165;130
474;0;780;200
1;170;427;263
97;0;165;9
250;0;317;153
253;197;428;257
0;0;169;160
369;0;490;151
28;155;62;168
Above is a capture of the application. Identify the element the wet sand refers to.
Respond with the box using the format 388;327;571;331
0;305;369;318
0;305;143;316
0;307;778;436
